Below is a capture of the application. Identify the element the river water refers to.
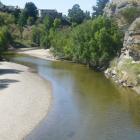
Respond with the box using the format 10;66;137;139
11;56;140;140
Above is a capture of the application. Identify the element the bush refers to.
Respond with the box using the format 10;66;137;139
121;7;140;24
134;22;140;30
109;3;117;12
0;26;11;54
0;12;15;26
51;16;123;70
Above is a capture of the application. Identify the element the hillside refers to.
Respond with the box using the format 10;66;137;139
105;0;140;93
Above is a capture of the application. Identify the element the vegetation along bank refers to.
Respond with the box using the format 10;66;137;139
1;0;140;93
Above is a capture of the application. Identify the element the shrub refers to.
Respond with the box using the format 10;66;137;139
109;3;117;12
134;22;140;30
51;16;123;70
121;7;140;24
0;26;11;53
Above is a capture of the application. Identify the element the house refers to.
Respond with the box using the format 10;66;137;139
0;1;18;13
38;9;62;19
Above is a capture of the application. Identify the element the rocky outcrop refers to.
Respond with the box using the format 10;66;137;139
104;0;140;93
104;0;140;30
124;18;140;60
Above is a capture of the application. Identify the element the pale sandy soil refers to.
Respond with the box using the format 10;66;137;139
0;61;51;140
18;48;57;61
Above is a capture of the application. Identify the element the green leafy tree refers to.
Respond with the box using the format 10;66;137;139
92;0;109;18
41;34;51;49
53;18;61;29
31;26;41;46
51;16;123;70
43;16;53;31
24;2;38;20
121;7;140;24
27;16;35;26
68;4;85;24
18;11;28;38
0;26;11;55
13;8;21;23
84;11;91;20
0;12;15;26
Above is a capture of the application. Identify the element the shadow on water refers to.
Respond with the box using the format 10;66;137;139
9;55;140;140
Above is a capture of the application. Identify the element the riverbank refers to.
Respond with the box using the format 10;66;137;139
105;65;140;95
16;47;140;95
17;48;57;61
0;61;52;140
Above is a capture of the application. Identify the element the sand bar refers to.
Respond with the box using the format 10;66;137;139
0;61;51;140
18;48;57;61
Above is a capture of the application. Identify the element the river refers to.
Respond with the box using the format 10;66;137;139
10;55;140;140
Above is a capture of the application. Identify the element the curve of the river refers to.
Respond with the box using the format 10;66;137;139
11;56;140;140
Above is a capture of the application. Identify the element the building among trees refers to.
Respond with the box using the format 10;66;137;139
38;9;62;19
0;1;19;13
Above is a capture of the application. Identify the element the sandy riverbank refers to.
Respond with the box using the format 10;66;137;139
0;61;51;140
17;48;57;61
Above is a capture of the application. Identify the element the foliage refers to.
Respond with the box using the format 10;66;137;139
0;12;15;26
43;16;54;31
27;16;35;26
31;26;42;46
84;11;91;20
0;13;13;55
0;26;11;54
13;8;21;23
109;3;117;12
24;2;38;20
68;4;85;24
121;7;140;24
40;34;51;48
53;18;61;29
135;22;140;30
51;16;123;70
18;11;27;27
0;1;123;71
18;10;28;38
92;0;109;17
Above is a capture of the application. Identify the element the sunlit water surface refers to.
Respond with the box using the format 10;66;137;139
10;56;140;140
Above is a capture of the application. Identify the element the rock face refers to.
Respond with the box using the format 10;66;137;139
111;0;140;4
104;0;140;93
124;18;140;60
104;0;140;29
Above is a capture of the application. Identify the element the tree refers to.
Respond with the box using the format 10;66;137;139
18;10;27;38
27;16;34;26
43;16;53;31
0;26;11;54
92;0;109;18
53;18;61;29
31;26;42;46
68;4;85;24
13;8;21;23
84;11;91;20
24;2;38;20
51;16;123;70
0;12;15;26
41;35;51;49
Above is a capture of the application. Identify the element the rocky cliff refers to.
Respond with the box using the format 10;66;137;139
104;0;140;94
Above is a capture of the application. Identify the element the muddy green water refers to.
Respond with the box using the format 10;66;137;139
11;56;140;140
